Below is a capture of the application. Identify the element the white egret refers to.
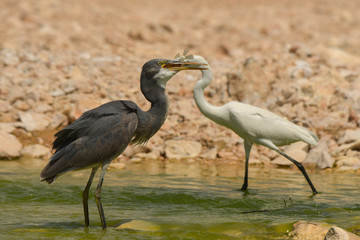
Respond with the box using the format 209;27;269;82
185;55;318;194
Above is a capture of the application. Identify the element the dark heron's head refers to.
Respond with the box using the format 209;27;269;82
140;58;208;102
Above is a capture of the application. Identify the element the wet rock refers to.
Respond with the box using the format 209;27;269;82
19;112;51;132
289;221;330;240
272;142;308;166
165;140;202;160
303;139;335;169
0;131;22;158
289;221;360;240
325;226;360;240
200;147;218;160
21;144;50;158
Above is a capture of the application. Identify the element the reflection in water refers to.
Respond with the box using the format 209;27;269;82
0;158;359;240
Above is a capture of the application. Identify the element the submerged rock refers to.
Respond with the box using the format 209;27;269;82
116;220;160;231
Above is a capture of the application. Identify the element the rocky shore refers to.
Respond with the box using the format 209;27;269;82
1;0;359;173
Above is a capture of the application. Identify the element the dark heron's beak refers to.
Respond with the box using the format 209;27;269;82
162;60;208;71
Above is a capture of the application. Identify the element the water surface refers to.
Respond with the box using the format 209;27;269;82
0;158;359;239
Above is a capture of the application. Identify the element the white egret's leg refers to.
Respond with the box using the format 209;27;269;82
95;163;110;229
240;142;252;191
277;150;318;195
82;167;99;227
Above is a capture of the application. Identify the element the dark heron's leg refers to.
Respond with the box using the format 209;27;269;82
94;163;110;229
276;150;318;195
82;167;99;227
240;142;252;191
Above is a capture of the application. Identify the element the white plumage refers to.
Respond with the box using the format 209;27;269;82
188;55;318;194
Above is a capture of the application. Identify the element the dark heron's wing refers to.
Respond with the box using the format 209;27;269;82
41;100;139;183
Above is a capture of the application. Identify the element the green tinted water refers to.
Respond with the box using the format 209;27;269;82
0;158;359;239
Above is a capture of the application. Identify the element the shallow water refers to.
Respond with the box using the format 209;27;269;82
0;158;359;240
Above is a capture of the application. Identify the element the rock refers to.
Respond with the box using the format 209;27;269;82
289;221;330;240
19;112;52;132
68;96;103;120
21;144;50;158
336;140;360;154
165;140;202;160
13;100;30;111
0;99;12;113
335;156;360;170
0;122;16;133
325;226;360;240
200;147;218;160
303;139;335;169
50;112;68;129
338;129;360;145
116;220;160;231
290;60;313;78
289;221;360;240
51;89;66;97
134;149;161;160
272;142;308;166
7;86;24;103
339;69;358;82
2;51;20;66
35;103;52;113
0;131;22;158
109;162;126;170
319;47;360;68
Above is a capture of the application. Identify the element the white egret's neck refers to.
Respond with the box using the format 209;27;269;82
193;67;222;123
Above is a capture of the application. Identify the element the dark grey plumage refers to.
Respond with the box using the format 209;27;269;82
40;58;208;229
41;59;170;183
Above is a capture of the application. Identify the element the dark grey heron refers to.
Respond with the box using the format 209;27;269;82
183;55;318;194
40;58;208;229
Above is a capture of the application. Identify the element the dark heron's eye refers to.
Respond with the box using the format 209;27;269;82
157;60;166;66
